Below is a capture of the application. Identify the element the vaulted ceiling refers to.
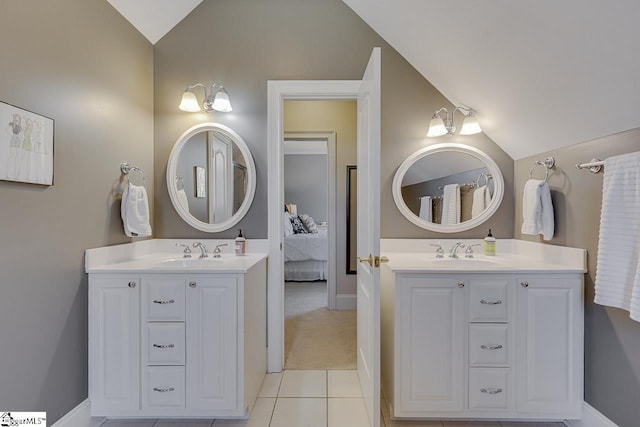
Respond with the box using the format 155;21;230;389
107;0;640;160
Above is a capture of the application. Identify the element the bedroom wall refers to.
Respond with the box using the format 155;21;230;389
514;128;640;427
284;154;329;222
0;0;153;422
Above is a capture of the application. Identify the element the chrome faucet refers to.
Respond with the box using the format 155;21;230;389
175;243;192;258
192;242;208;258
430;243;445;258
465;244;481;258
212;243;228;258
449;242;466;258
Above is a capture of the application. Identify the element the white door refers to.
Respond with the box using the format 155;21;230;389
357;47;381;427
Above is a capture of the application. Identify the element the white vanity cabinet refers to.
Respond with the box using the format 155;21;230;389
88;258;267;418
381;270;583;421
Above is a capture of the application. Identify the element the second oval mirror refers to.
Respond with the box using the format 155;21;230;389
167;123;256;232
392;143;504;232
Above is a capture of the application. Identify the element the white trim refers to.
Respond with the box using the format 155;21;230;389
51;399;105;427
283;139;328;155
336;293;357;310
267;80;360;373
564;402;619;427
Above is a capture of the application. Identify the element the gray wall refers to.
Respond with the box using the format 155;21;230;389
514;128;640;427
152;0;514;241
0;0;154;422
284;154;328;222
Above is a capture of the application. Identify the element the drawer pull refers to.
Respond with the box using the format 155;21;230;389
480;299;502;305
152;343;175;349
128;281;136;288
480;387;503;394
521;281;529;288
153;299;175;304
480;344;503;350
153;387;175;393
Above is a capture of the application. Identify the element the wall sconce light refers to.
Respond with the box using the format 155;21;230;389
179;83;232;113
427;106;482;137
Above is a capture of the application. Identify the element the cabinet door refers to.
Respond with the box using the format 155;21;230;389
186;275;238;411
89;276;140;414
397;276;465;414
516;277;583;417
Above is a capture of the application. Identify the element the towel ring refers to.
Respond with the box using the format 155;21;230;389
476;172;492;187
528;157;555;182
121;162;146;185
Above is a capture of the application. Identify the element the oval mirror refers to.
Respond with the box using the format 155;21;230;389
167;123;256;232
392;143;504;232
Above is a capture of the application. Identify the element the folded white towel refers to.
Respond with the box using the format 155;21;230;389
121;183;152;237
176;188;189;212
419;196;432;221
521;179;554;240
441;184;460;225
594;151;640;321
471;185;492;218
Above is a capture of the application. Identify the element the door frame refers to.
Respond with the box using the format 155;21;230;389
267;80;360;372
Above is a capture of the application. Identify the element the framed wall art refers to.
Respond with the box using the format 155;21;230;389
0;101;54;186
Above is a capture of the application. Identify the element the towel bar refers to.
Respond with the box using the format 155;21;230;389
575;158;603;174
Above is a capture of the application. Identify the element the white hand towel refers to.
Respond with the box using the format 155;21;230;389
521;179;554;240
419;196;432;221
594;151;640;321
121;183;152;237
441;184;460;225
471;185;492;218
176;188;190;212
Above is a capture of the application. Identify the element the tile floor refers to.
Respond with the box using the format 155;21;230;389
101;370;566;427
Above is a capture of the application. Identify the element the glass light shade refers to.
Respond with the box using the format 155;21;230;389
427;116;447;137
211;88;232;112
459;114;482;135
179;90;201;112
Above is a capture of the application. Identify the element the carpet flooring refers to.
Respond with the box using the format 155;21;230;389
284;281;357;370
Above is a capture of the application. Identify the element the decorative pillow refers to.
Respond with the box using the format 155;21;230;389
290;215;309;234
299;214;318;234
284;212;294;237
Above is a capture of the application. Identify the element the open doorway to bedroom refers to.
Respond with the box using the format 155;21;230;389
282;100;357;370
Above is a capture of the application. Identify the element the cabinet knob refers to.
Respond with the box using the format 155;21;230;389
458;282;465;288
189;281;197;288
128;281;136;288
521;281;529;288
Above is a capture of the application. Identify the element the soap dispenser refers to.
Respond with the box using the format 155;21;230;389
235;229;246;256
484;229;496;256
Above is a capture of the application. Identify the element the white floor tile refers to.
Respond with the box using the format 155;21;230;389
155;420;213;427
258;372;283;397
102;421;157;427
213;398;276;427
278;370;327;397
328;398;369;427
328;370;362;397
270;398;326;427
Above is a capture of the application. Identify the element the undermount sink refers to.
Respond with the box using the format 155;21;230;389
156;257;224;267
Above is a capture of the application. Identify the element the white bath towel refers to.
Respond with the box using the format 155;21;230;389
121;183;152;237
521;179;554;240
472;185;492;218
419;196;432;221
176;188;190;212
441;184;460;225
594;151;640;321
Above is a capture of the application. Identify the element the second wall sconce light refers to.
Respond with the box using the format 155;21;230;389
179;83;232;113
427;106;481;137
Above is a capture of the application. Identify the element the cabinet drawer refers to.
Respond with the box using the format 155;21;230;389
146;323;185;365
469;280;509;322
469;324;509;367
146;279;185;321
145;366;185;408
469;368;509;410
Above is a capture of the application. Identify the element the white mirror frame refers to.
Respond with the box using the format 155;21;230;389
392;143;504;233
167;122;256;233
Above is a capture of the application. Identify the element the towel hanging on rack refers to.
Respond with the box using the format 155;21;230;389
521;179;554;240
594;151;640;321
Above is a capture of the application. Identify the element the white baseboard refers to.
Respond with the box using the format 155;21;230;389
52;399;104;427
565;402;618;427
336;293;356;310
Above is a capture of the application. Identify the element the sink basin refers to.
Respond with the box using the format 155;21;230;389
156;257;224;268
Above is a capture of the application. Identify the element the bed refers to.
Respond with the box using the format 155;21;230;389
284;228;328;281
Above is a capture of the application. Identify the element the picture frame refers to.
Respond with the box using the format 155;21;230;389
0;101;54;186
346;165;357;274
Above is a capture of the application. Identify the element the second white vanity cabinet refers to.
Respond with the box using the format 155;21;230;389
381;269;584;421
88;257;267;418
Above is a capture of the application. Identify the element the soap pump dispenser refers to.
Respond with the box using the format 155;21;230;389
484;229;496;256
235;229;246;256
